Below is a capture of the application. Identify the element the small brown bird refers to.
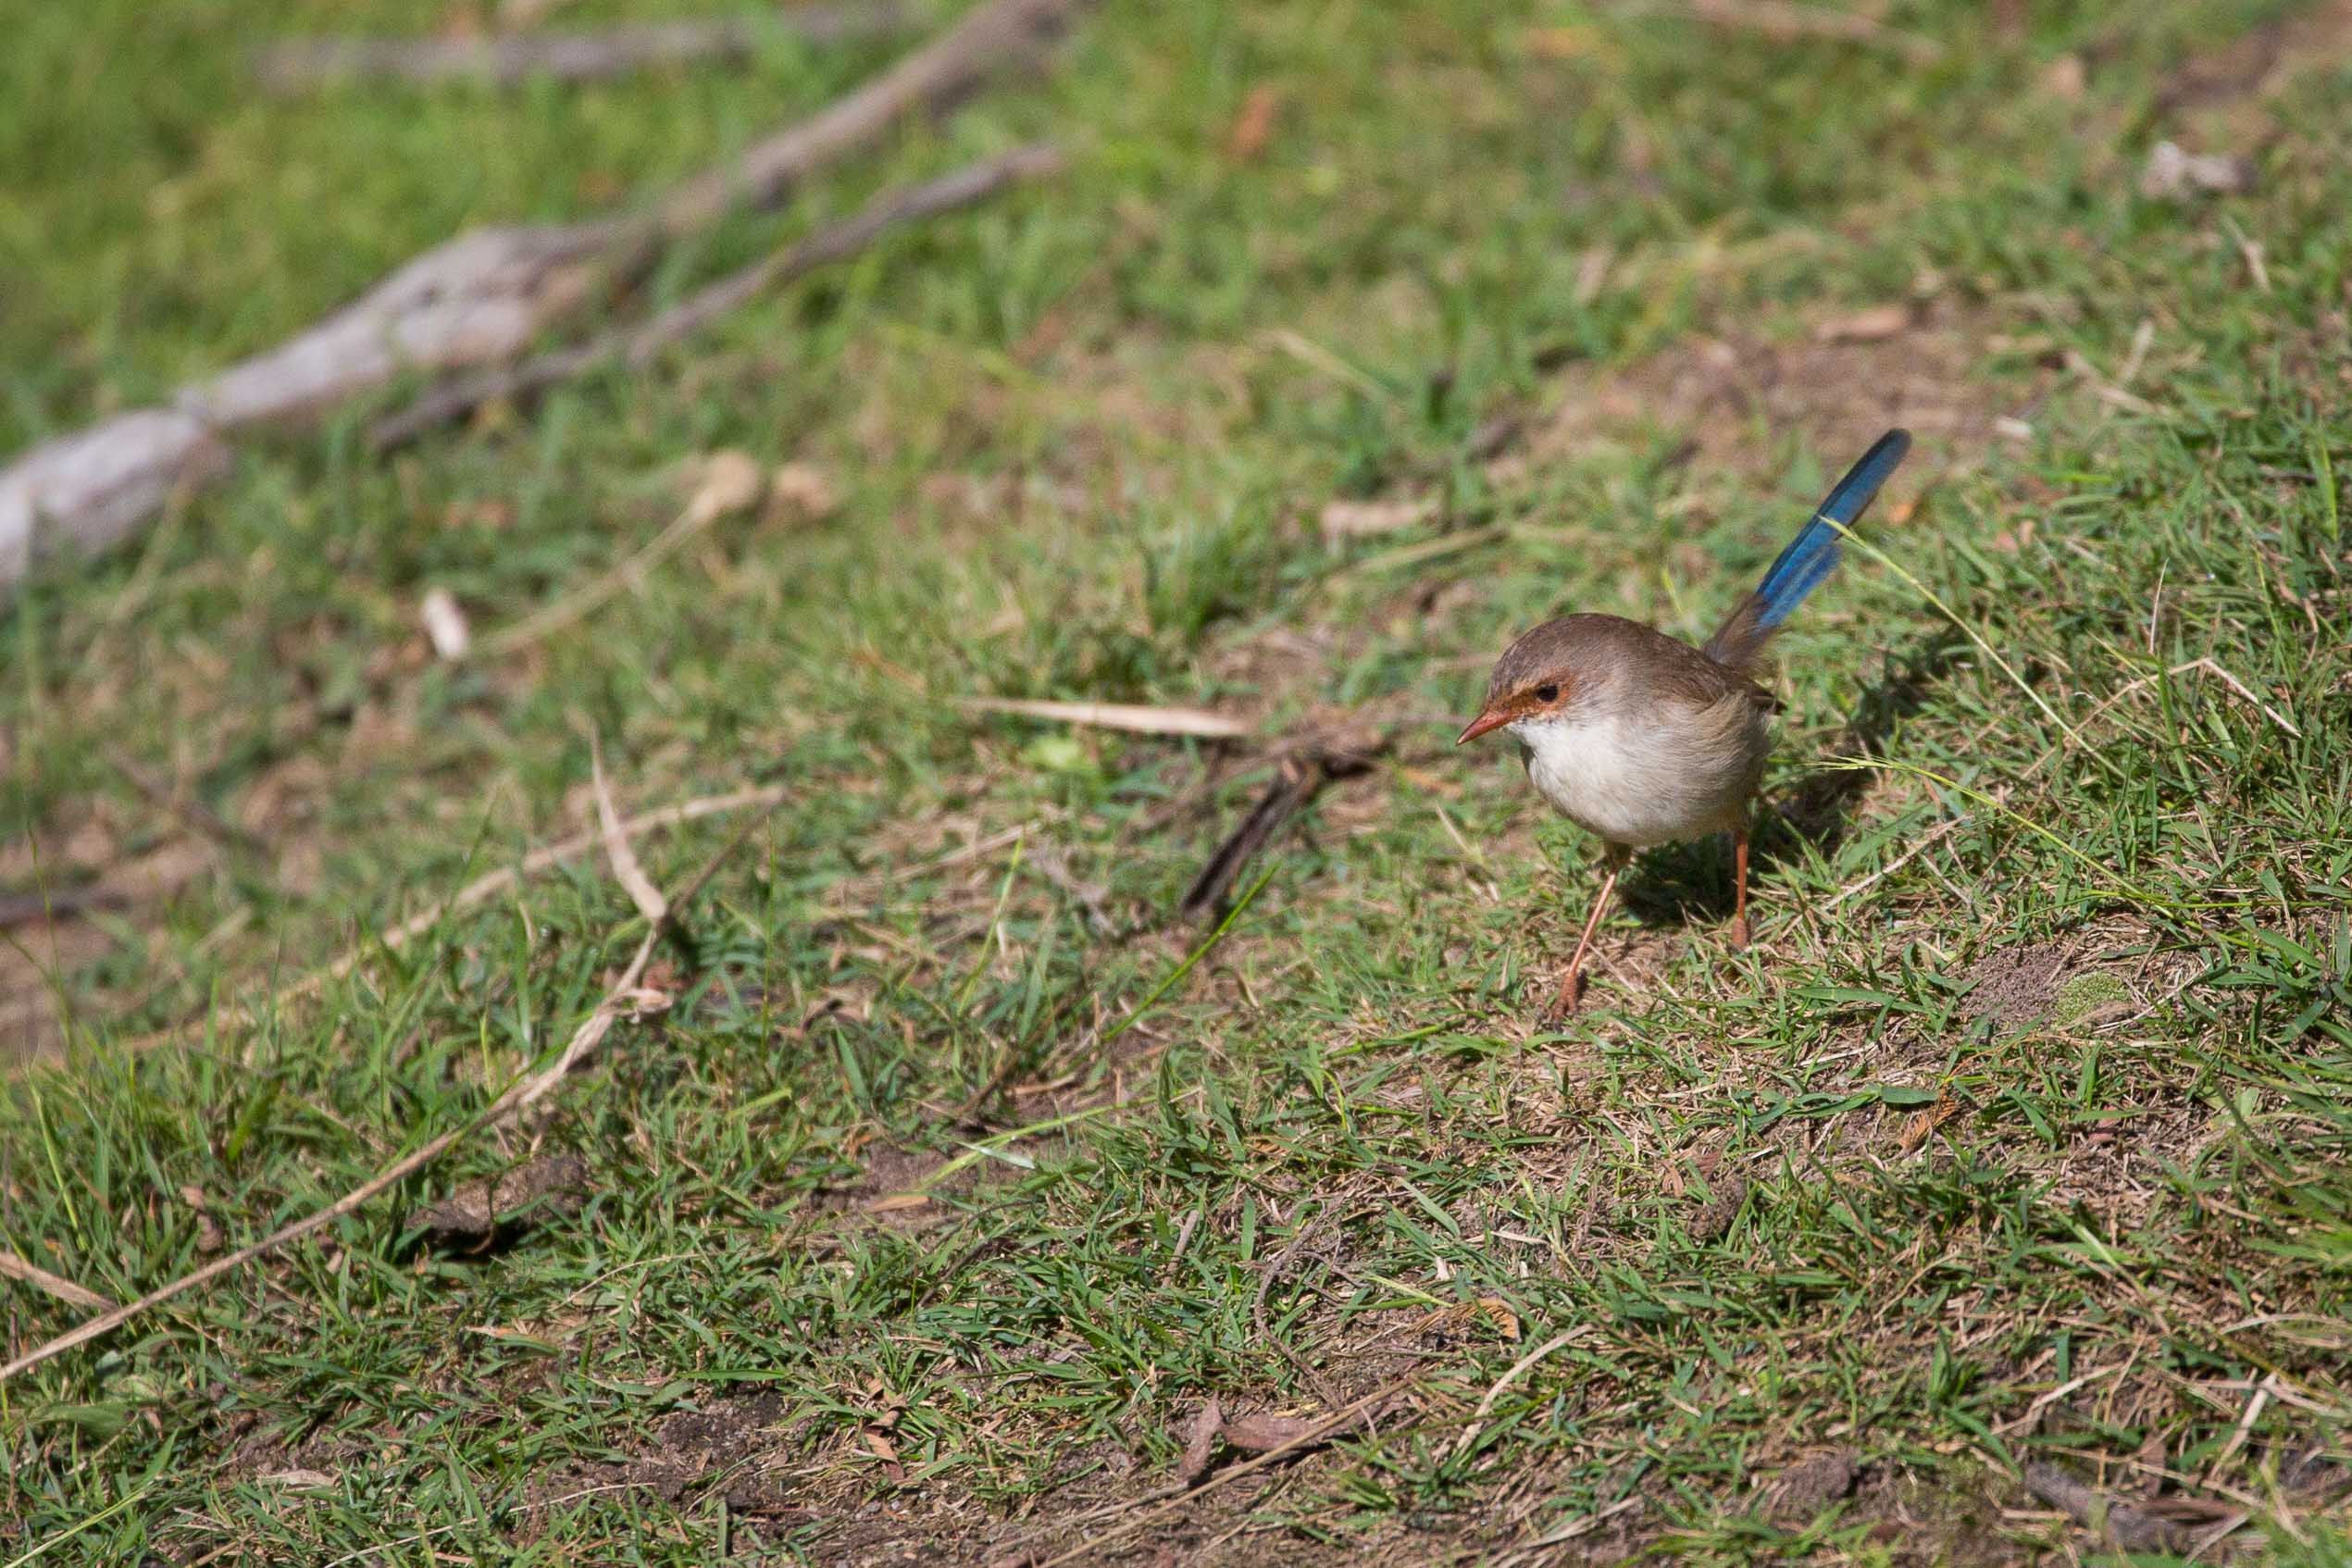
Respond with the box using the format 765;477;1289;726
1457;430;1910;1014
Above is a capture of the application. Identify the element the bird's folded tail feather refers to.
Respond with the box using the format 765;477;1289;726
1703;428;1910;672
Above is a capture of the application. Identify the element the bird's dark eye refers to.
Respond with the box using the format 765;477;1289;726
1533;683;1560;703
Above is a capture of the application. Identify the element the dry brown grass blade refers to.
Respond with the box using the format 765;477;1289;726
0;1251;118;1313
591;740;670;927
1449;1330;1583;1460
959;697;1253;739
0;792;780;1383
480;454;765;655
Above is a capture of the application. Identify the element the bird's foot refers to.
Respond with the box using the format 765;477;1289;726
1726;915;1751;952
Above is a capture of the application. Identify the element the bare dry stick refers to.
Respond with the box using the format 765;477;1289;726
372;143;1064;449
0;0;1090;593
0;791;780;1383
0;1251;118;1313
254;3;915;93
959;695;1253;740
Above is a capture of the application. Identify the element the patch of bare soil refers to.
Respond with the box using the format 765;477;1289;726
1508;299;2032;504
1960;919;2180;1032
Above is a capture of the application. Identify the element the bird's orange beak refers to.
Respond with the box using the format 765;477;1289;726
1456;707;1511;745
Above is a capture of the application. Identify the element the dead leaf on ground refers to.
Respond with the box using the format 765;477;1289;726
1412;1296;1523;1342
1223;1408;1358;1452
2139;140;2255;199
1318;497;1429;541
1178;1397;1224;1486
404;1151;589;1251
260;1467;339;1490
1896;1091;1966;1154
1814;305;1911;344
1172;1398;1373;1482
767;461;838;522
682;450;768;526
1226;84;1281;161
179;1184;226;1255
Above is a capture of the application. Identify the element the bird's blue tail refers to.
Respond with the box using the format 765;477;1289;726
1704;428;1910;671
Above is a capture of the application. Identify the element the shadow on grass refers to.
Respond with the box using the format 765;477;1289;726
1619;628;1967;927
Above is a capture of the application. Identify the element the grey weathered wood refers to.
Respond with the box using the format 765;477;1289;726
0;0;1088;595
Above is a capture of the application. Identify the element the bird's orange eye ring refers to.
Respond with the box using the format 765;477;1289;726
1533;683;1560;703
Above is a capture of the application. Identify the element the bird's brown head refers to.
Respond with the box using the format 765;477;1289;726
1455;619;1590;744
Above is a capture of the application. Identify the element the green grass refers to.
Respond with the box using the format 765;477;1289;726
5;0;2351;1561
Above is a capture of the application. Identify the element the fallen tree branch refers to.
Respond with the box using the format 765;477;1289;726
0;0;1091;595
0;783;780;1384
371;143;1064;448
255;3;916;93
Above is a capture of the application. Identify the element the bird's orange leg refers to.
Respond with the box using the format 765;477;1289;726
1548;851;1626;1017
1726;820;1752;952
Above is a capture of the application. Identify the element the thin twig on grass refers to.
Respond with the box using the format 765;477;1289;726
0;1251;118;1313
254;3;915;93
0;783;781;1383
370;145;1066;449
1179;730;1390;919
959;695;1252;740
479;452;767;658
1449;1330;1584;1460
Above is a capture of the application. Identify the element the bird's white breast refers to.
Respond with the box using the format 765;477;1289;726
1511;699;1764;848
